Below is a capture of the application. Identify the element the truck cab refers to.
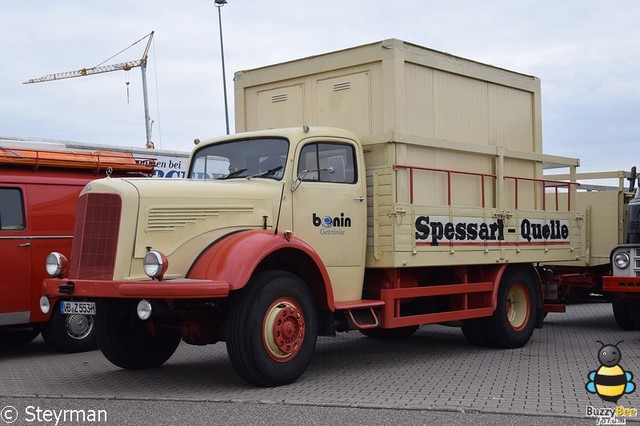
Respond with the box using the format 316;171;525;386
195;129;368;296
42;127;367;384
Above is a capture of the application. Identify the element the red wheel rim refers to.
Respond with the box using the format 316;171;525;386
262;298;305;362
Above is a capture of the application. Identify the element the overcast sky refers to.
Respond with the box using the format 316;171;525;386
2;1;639;176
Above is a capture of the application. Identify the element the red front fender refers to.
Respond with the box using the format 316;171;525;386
187;230;335;310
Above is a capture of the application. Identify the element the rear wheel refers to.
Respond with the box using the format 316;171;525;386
484;269;538;348
226;270;318;387
461;318;490;346
41;303;96;353
96;299;181;369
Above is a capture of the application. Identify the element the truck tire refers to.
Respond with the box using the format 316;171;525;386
461;318;490;346
484;269;538;349
0;326;40;346
626;299;640;331
95;299;181;370
226;270;318;387
360;326;418;339
611;294;637;331
41;303;96;353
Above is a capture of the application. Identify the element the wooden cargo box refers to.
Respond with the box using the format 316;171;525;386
234;39;582;268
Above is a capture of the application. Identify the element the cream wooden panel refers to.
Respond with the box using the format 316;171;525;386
433;70;490;145
488;84;535;152
315;72;372;137
403;62;435;138
255;84;305;130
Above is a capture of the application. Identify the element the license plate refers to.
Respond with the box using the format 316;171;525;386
60;301;96;315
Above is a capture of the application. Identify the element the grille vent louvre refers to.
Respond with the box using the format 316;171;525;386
333;82;351;92
271;94;287;103
147;206;254;231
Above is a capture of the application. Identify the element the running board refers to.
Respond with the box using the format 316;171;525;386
335;300;385;330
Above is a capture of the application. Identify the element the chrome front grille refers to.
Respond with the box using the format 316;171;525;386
633;248;640;277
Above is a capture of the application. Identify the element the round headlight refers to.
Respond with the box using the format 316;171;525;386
45;252;68;278
614;251;631;270
143;250;168;279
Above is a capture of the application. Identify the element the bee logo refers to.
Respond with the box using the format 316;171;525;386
586;340;635;404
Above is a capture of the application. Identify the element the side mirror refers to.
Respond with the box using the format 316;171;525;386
292;167;334;191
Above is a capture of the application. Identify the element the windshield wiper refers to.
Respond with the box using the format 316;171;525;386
217;168;248;180
247;166;283;179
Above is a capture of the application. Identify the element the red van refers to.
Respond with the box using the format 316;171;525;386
0;146;154;352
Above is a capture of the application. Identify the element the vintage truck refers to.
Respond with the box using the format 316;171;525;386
42;39;585;385
602;171;640;329
540;169;636;309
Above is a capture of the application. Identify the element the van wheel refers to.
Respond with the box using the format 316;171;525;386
485;269;538;348
41;303;96;353
96;299;181;369
360;326;418;339
0;326;40;346
226;271;318;387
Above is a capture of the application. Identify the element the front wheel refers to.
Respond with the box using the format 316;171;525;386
226;270;318;387
626;298;640;331
484;269;538;349
95;299;181;370
41;303;96;353
612;294;638;331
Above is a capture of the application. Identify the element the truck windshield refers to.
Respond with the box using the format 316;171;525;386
189;137;289;180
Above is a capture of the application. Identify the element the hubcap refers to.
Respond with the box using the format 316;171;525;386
506;284;530;331
65;314;94;340
263;299;305;362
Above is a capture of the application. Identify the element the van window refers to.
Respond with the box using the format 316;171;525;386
297;143;356;184
0;188;25;230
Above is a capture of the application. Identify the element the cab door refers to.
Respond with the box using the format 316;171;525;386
291;139;366;302
0;186;31;325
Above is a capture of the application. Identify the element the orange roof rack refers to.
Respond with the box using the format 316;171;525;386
0;146;155;174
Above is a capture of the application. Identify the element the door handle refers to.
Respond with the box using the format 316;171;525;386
18;242;31;247
354;195;365;202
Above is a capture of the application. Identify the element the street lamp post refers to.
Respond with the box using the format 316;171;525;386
215;0;230;135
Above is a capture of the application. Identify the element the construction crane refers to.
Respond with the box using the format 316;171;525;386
24;32;156;149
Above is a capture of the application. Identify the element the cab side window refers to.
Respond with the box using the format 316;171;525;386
297;143;356;184
0;188;26;230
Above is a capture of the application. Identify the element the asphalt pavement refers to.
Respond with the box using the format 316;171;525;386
1;302;639;425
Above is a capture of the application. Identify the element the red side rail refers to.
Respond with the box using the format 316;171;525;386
394;164;578;212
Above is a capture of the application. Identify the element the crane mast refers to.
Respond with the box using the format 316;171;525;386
24;32;156;149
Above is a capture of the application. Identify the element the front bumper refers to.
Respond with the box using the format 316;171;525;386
603;276;640;294
43;278;231;299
